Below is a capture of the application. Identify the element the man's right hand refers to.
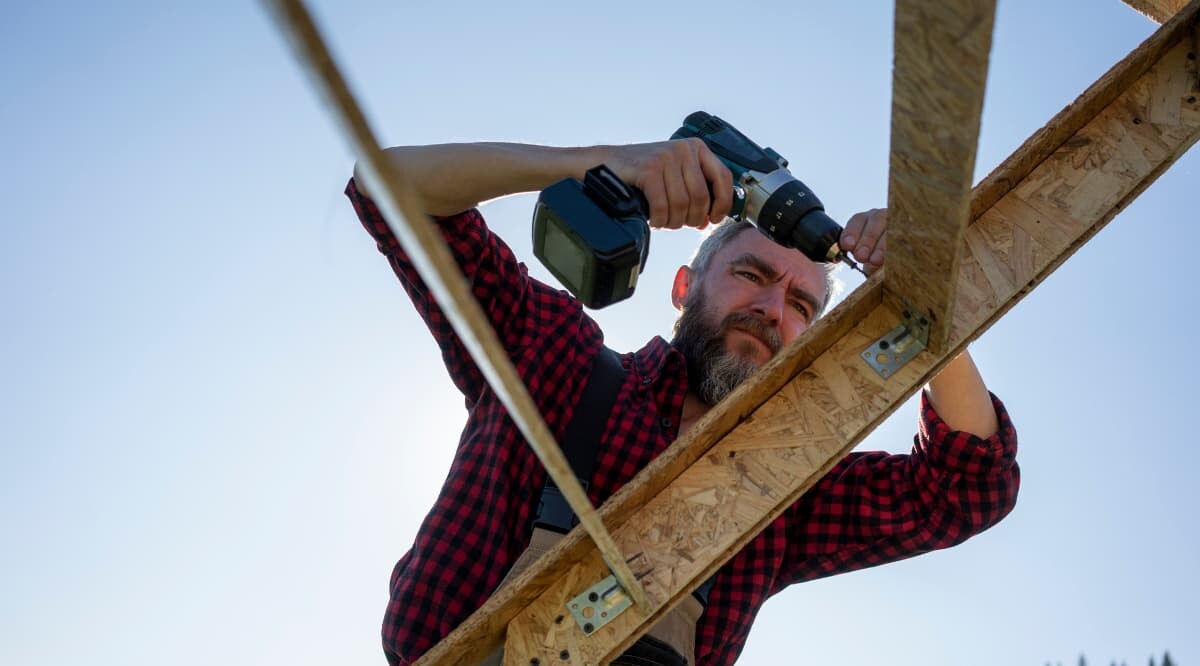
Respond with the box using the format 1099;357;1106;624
603;138;734;231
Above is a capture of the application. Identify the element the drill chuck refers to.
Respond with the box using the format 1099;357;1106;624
674;111;849;268
742;169;843;264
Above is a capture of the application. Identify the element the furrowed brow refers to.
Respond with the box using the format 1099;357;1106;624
729;253;822;316
728;253;780;281
787;286;823;318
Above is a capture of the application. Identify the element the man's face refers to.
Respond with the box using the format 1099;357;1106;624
672;228;827;405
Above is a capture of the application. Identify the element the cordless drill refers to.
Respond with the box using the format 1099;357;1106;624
533;111;862;309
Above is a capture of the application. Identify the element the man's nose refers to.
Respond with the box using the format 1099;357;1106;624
750;287;786;325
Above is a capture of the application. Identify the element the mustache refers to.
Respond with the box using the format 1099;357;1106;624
720;312;782;355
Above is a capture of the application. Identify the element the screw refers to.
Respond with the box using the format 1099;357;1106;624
531;660;540;666
560;650;571;660
587;592;599;602
879;340;890;350
583;622;594;633
554;615;564;625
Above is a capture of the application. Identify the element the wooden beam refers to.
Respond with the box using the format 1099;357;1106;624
973;0;1200;220
1124;0;1189;23
885;0;995;354
416;6;1200;664
259;0;649;609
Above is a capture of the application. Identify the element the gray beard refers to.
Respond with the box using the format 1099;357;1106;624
671;294;781;406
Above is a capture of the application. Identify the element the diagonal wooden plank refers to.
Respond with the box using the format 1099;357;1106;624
885;0;996;355
258;0;649;608
414;4;1200;664
1124;0;1189;23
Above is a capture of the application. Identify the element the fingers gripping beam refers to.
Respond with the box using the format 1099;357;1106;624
259;0;649;609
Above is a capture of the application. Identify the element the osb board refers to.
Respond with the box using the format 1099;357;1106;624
886;0;995;353
1125;0;1190;23
971;0;1200;220
953;35;1200;344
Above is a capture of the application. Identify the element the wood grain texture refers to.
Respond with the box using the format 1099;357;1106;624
1124;0;1190;23
258;0;649;608
885;0;996;354
485;18;1200;666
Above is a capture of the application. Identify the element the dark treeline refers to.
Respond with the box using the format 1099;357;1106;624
1043;651;1176;666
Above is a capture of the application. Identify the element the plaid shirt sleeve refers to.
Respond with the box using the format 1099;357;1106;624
344;178;595;405
694;393;1018;665
778;390;1019;587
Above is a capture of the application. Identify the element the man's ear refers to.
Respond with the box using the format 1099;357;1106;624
671;266;692;310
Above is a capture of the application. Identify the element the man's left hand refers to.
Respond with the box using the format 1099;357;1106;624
841;208;887;276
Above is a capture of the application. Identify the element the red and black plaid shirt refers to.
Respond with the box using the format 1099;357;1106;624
346;179;1019;666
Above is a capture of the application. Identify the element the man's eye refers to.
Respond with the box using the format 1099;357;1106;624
737;270;761;283
791;301;812;319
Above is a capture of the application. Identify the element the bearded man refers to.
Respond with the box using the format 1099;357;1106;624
345;138;1019;666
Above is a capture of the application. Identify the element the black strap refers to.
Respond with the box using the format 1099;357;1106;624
533;347;624;535
612;634;688;666
531;346;717;606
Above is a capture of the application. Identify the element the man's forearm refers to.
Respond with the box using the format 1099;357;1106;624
354;142;611;216
925;351;999;439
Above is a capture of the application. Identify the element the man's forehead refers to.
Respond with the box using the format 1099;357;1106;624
717;228;825;282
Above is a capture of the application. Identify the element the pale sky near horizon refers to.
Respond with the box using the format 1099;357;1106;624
2;2;1197;665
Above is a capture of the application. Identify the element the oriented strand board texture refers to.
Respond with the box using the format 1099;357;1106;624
1125;0;1190;23
500;27;1200;666
885;0;995;353
953;36;1200;343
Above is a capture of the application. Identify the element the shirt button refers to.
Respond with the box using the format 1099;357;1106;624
661;418;672;428
642;377;653;385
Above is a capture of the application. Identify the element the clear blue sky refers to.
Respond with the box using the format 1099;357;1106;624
2;2;1196;665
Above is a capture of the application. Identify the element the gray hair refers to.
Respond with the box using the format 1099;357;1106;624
687;219;840;316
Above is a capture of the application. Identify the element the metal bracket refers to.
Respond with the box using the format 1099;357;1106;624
862;307;930;378
567;574;633;635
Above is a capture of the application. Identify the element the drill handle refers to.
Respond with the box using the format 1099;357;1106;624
671;111;782;175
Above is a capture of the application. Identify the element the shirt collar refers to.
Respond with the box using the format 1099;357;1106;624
627;335;687;387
